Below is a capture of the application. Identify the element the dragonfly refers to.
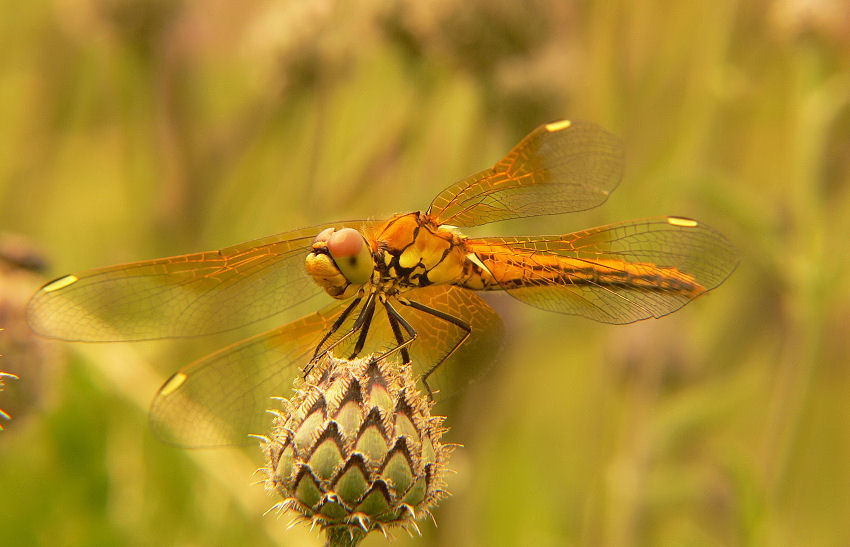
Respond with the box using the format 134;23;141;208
27;120;738;448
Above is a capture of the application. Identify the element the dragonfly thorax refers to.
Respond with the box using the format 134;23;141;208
305;227;375;299
371;212;470;290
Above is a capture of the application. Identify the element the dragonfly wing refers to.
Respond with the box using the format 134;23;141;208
427;120;624;227
27;221;375;341
399;285;504;401
149;302;347;447
316;285;504;401
150;285;503;447
467;217;739;324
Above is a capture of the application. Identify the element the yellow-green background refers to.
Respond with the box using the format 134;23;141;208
2;1;849;545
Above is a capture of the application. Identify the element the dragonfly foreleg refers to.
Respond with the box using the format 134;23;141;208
310;292;363;362
310;292;375;366
350;294;377;358
396;297;471;400
304;291;372;377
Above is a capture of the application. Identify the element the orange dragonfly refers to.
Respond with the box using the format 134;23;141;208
27;120;738;447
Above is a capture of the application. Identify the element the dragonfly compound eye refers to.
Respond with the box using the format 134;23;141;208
327;228;373;285
313;227;335;244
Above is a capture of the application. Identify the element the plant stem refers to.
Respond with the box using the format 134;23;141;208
325;527;367;547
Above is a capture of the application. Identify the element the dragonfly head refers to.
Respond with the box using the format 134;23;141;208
306;227;374;299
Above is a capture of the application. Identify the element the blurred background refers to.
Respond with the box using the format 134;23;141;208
1;0;849;545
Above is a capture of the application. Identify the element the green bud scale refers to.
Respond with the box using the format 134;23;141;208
257;355;453;543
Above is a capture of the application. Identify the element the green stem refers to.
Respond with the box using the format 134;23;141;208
324;526;367;547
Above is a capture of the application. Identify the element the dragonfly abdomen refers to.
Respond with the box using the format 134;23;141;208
464;244;706;296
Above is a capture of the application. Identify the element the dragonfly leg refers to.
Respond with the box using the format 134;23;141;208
351;292;377;331
304;292;373;376
310;292;363;361
350;295;377;358
396;297;471;400
381;300;416;364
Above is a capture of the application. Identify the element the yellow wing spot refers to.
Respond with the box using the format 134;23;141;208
160;372;188;396
667;216;699;228
545;120;572;132
42;275;79;293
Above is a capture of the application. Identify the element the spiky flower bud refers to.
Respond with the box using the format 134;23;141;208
258;355;453;545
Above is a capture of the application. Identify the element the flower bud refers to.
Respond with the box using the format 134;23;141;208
258;355;452;542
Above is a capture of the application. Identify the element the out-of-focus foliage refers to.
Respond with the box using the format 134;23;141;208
1;0;849;545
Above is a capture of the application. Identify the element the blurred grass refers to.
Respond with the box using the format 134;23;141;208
1;0;849;545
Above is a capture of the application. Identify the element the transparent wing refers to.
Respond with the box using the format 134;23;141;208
26;221;376;341
427;120;624;227
148;302;348;447
148;285;504;447
467;217;739;324
399;285;505;400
